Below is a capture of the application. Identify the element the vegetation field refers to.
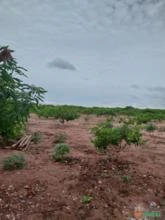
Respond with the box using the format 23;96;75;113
0;105;165;220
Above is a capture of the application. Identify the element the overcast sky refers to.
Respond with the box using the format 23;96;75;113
1;0;165;107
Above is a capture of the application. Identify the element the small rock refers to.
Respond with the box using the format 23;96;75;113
36;203;39;208
24;185;30;189
72;196;78;201
66;206;71;210
149;201;157;208
8;185;15;191
5;214;10;219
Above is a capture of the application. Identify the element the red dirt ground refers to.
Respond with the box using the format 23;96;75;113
0;114;165;220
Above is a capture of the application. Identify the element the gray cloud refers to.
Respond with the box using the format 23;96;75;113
1;0;165;107
147;86;165;93
1;0;165;37
131;84;140;89
48;58;77;71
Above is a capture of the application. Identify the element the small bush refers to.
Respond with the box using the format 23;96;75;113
3;154;26;170
120;124;129;139
54;133;67;144
52;143;70;162
54;108;79;123
31;132;42;144
145;123;156;132
122;175;130;183
126;126;142;145
92;127;112;151
110;128;122;145
82;195;92;204
92;122;142;151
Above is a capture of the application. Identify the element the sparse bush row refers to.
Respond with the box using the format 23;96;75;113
34;104;165;124
92;121;142;151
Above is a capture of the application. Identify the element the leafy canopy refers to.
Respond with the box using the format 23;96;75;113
0;46;46;140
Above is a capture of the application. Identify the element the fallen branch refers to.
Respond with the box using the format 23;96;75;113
12;135;32;151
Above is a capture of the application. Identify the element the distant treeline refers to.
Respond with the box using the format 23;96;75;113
32;104;165;124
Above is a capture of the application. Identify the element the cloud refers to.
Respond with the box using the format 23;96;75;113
144;85;165;107
131;84;139;89
147;86;165;93
48;58;77;71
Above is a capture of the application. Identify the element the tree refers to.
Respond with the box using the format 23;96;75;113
0;46;46;141
53;107;79;123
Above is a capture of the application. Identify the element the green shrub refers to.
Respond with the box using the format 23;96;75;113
54;107;79;123
136;114;153;124
3;154;26;170
54;133;67;143
126;126;142;145
145;123;156;132
109;128;122;145
92;126;122;150
82;195;92;204
92;121;142;151
92;127;112;151
122;175;130;183
120;124;129;139
31;132;42;144
52;143;70;162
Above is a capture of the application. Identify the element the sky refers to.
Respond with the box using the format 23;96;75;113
0;0;165;108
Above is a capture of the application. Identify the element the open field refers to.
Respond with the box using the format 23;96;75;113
0;110;165;220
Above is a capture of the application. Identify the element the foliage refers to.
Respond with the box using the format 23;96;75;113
35;104;165;125
92;121;142;151
0;46;46;141
82;195;92;204
36;105;79;123
122;175;130;183
120;124;129;139
52;143;70;162
145;123;156;132
54;132;67;144
92;127;113;151
109;128;122;145
125;126;142;145
54;107;79;123
3;154;26;170
31;132;42;144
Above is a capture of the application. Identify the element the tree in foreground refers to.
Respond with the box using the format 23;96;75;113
0;46;46;142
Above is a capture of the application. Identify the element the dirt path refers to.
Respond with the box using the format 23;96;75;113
0;115;165;219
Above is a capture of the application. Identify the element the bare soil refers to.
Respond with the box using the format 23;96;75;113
0;114;165;220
